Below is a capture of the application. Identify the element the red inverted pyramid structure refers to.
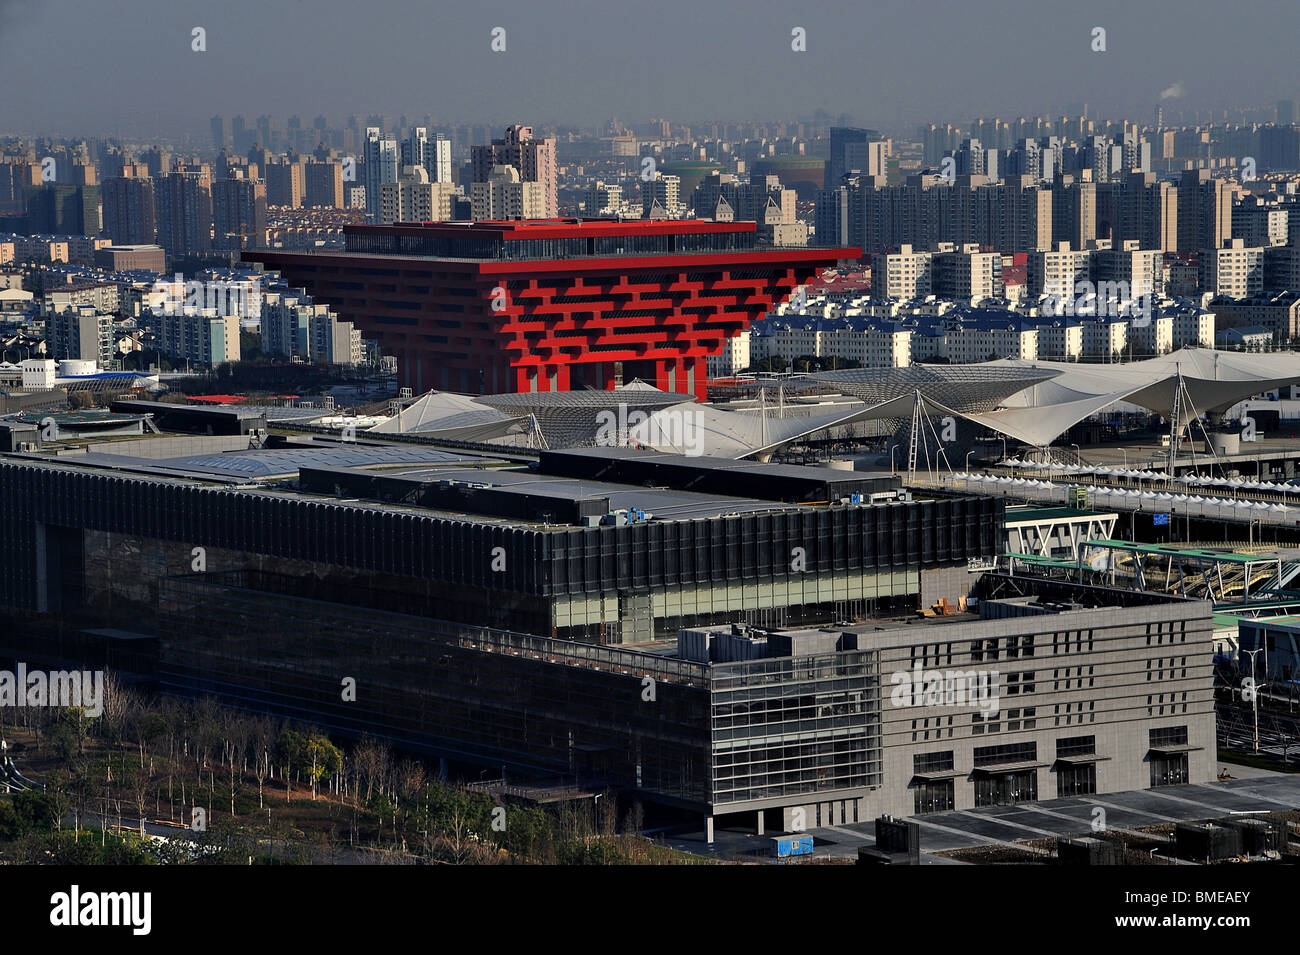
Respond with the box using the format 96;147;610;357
247;219;857;401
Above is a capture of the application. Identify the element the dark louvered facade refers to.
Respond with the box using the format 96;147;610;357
0;460;1002;635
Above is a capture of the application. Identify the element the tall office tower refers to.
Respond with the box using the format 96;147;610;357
1052;173;1097;250
1177;169;1232;253
304;160;344;208
212;175;268;250
827;126;884;186
154;169;213;257
265;159;305;208
24;184;100;235
471;125;558;218
101;176;157;245
364;127;399;221
1154;105;1164;130
210;115;230;151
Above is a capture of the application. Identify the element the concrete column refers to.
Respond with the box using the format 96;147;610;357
756;811;765;836
704;814;714;844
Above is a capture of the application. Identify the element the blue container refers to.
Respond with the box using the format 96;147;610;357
770;835;815;858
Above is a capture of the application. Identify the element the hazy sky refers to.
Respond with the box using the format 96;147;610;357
2;0;1299;139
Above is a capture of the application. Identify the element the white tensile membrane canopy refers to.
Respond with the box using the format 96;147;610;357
626;397;919;458
970;348;1300;446
627;392;983;458
367;390;531;441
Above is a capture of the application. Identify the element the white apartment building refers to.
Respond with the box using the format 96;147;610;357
941;321;1037;363
640;174;682;216
1172;308;1215;348
1127;312;1174;355
379;166;457;224
823;324;912;368
1094;241;1163;304
706;332;750;377
1199;239;1265;299
750;320;912;370
471;165;547;220
1028;243;1092;302
932;243;999;303
153;309;241;366
262;288;362;364
46;306;113;365
0;358;57;388
1035;319;1084;360
1081;318;1129;359
874;245;933;300
364;128;399;221
1232;200;1289;248
585;181;624;217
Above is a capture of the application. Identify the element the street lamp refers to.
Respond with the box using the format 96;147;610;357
999;437;1007;462
1241;648;1269;754
890;444;899;476
965;450;974;473
1070;443;1081;466
1121;448;1128;468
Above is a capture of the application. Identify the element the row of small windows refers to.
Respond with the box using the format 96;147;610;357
972;708;1037;734
345;231;758;260
1148;694;1190;717
1146;657;1189;680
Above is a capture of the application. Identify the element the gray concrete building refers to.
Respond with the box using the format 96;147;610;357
745;575;1215;831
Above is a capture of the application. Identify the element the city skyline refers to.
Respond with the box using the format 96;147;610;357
3;0;1300;139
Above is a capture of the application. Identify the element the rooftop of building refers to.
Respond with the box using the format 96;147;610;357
245;219;856;266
